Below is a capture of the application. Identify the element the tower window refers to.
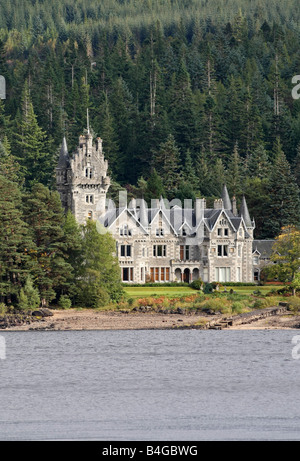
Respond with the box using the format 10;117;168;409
85;168;93;178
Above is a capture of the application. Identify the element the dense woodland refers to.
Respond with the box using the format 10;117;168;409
0;0;300;308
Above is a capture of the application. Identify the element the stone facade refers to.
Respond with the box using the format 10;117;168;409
56;131;110;222
56;132;259;284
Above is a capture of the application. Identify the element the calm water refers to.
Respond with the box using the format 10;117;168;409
0;329;300;441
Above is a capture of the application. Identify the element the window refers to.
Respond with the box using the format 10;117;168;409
86;195;94;204
254;270;260;282
122;267;133;282
218;245;228;257
120;245;132;257
120;225;132;236
253;255;259;265
224;228;229;236
87;211;93;220
150;267;170;282
153;245;166;257
156;228;164;236
215;267;231;282
218;228;222;236
180;245;190;260
237;267;241;282
85;167;93;178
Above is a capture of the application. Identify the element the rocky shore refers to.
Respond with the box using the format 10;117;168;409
1;305;300;331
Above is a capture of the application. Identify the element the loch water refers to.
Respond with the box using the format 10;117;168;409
0;329;300;441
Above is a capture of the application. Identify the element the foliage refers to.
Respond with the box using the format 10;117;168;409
58;295;72;310
269;226;300;295
75;220;124;307
190;279;203;290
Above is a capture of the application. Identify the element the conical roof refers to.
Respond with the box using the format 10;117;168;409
57;136;69;168
239;195;252;228
221;184;232;210
139;198;148;228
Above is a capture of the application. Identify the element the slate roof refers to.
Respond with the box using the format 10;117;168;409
252;240;275;259
103;197;253;238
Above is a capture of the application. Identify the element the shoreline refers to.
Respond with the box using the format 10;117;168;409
2;308;300;331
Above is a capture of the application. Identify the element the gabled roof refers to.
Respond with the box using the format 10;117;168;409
252;240;275;259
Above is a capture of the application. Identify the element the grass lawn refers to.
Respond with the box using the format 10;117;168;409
124;285;284;299
124;286;195;299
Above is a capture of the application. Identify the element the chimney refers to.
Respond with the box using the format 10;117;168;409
214;199;223;210
232;196;237;215
195;198;206;223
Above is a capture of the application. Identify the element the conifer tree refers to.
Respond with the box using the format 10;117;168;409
167;59;197;154
0;175;33;305
22;183;73;305
0;137;23;184
226;142;243;196
247;144;270;179
263;139;300;238
144;168;164;204
13;81;51;187
152;134;181;197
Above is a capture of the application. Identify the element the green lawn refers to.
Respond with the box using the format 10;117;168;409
124;285;284;299
124;286;195;299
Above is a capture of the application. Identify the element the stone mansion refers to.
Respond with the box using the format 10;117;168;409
56;130;270;284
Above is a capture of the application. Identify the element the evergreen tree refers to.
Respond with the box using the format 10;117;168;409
263;139;300;238
167;59;197;154
144;168;164;204
247;143;270;179
0;137;23;184
0;175;32;305
96;92;121;179
22;183;73;305
152;134;181;197
226;142;243;196
13;81;52;187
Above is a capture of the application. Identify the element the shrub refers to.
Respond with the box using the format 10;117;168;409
17;289;29;311
203;283;214;294
231;301;246;314
252;296;280;309
0;303;8;315
199;297;232;314
286;297;300;313
58;295;72;310
190;279;203;290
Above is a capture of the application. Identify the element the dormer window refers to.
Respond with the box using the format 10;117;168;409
120;225;132;236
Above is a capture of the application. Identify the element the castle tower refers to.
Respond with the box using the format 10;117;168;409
56;131;110;224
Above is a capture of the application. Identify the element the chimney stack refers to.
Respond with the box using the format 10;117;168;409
214;199;223;210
